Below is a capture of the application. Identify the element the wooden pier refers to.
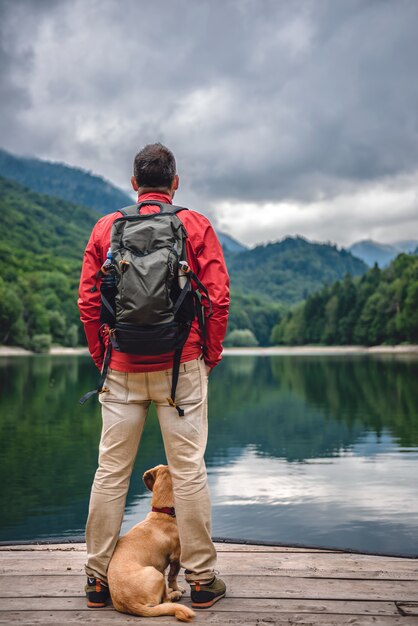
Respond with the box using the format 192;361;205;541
0;542;417;624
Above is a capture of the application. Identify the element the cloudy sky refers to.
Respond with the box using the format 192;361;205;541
1;0;417;247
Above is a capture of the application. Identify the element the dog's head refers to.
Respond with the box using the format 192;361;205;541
143;464;175;508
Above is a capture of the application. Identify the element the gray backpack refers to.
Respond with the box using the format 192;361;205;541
80;201;211;414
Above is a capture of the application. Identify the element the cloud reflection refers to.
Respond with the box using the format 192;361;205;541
208;438;418;554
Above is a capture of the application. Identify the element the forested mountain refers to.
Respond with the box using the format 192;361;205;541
224;237;368;346
0;176;98;349
0;148;132;215
271;253;418;346
227;236;367;305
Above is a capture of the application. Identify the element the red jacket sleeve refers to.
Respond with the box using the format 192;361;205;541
190;216;230;369
78;223;105;370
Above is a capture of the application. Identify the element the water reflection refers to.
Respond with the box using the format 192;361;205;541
1;353;418;554
208;355;418;459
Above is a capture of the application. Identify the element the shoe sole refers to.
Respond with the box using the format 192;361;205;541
87;600;107;608
192;592;226;609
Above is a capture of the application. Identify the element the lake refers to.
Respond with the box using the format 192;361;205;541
1;352;418;556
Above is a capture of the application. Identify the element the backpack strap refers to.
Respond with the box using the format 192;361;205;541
79;339;113;405
118;204;139;217
119;202;188;216
178;262;213;317
162;203;188;214
167;346;185;417
166;318;193;417
168;265;211;414
194;291;207;348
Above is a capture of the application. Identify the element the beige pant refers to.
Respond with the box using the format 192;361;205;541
85;357;217;583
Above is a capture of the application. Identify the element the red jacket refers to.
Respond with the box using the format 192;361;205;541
78;192;230;372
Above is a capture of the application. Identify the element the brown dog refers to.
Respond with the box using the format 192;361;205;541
107;464;195;622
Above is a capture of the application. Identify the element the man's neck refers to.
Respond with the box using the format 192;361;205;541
138;187;172;198
137;190;173;204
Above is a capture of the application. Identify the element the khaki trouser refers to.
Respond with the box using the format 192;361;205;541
85;357;217;583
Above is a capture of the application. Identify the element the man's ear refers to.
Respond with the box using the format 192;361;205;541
172;174;179;192
143;467;159;491
131;175;139;192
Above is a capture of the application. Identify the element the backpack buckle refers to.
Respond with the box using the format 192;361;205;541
179;261;191;274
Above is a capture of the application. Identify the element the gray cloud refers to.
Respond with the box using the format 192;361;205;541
1;0;417;241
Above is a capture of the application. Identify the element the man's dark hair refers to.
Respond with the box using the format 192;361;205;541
133;143;176;189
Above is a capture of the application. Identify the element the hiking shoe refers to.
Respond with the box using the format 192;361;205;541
85;576;110;608
190;576;226;608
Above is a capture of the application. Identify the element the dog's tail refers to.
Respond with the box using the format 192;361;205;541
134;602;195;621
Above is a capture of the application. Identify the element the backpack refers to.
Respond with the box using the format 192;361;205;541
80;201;211;415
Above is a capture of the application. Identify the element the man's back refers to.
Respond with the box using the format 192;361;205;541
78;190;229;372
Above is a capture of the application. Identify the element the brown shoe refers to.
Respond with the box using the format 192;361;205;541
190;576;226;608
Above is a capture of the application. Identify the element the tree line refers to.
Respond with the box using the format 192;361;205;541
271;253;418;346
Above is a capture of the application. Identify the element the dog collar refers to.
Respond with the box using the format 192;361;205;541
152;506;176;517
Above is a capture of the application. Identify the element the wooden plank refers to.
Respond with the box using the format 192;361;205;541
214;543;339;553
2;550;417;580
0;610;416;625
0;611;151;625
0;545;85;553
0;574;417;601
0;542;336;554
397;602;418;616
0;596;401;616
0;552;85;575
1;549;411;564
2;560;417;581
216;552;418;580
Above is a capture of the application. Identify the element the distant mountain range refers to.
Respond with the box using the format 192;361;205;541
217;232;248;254
348;239;418;267
222;235;418;269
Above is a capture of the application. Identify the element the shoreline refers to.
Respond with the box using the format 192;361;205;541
0;346;90;357
1;344;418;357
222;345;418;356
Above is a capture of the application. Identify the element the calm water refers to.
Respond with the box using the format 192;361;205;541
1;353;418;555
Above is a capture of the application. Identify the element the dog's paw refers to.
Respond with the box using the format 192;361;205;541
168;584;186;595
167;589;183;602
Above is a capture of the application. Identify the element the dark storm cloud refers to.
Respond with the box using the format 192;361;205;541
0;0;56;140
0;0;417;205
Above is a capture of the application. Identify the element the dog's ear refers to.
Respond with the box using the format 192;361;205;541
143;467;159;491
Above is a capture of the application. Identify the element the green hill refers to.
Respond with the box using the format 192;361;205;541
0;176;98;349
271;253;418;346
228;236;368;305
225;237;367;346
0;148;132;215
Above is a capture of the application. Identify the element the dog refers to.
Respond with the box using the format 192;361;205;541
107;464;195;622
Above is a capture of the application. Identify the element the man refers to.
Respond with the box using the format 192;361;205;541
78;143;230;609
